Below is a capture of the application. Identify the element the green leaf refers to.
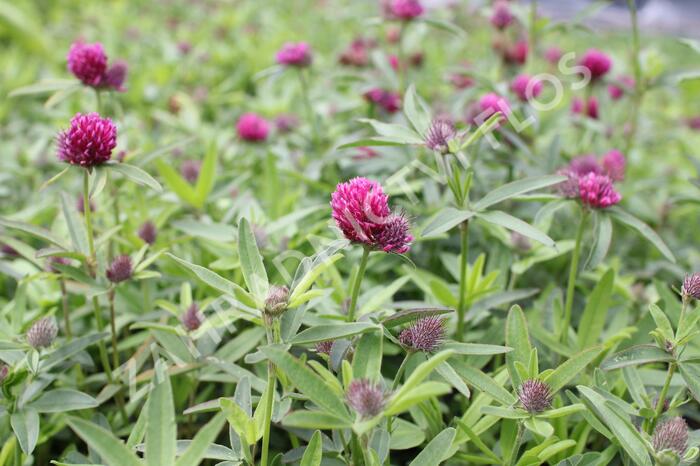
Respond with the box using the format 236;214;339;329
167;253;257;309
11;409;39;454
450;360;517;406
385;381;452;416
43;332;109;371
0;217;68;250
289;253;343;305
146;366;176;466
27;389;98;413
357;118;424;144
648;304;674;341
353;331;383;380
544;347;600;392
300;430;323;466
9;79;76;97
577;269;614;349
506;305;533;390
473;175;568;211
609;207;675;263
220;398;256;444
403;84;431;136
290;323;378;345
155;159;200;208
194;143;218;204
381;307;453;328
358;276;410;316
588;212;612;268
261;345;351;420
107;162;162;192
477;210;555;247
600;345;674;370
421;18;467;38
538;404;586;419
408;427;456;466
422;208;476;237
678;362;700;403
390;350;455;405
174;413;226;466
238;218;269;302
442;342;512;355
437;361;471;398
66;417;142;466
282;410;353;429
480;406;529;419
60;192;89;255
577;387;652;466
523;417;554;438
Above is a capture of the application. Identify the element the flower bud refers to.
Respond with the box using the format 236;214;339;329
346;379;387;418
264;285;290;317
653;417;688;459
27;317;58;349
106;255;133;283
518;379;553;413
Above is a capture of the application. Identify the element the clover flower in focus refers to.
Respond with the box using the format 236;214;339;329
398;316;445;352
518;379;553;413
57;113;117;168
346;379;388;418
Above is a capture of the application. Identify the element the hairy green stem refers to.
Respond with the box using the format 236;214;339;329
456;221;470;341
347;247;370;322
508;421;525;466
562;209;589;345
260;314;280;466
649;363;675;433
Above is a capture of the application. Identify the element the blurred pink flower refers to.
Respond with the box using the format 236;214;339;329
608;76;635;100
578;173;621;208
276;42;313;67
390;0;424;20
601;149;626;181
491;1;514;29
511;74;542;102
579;48;612;81
571;96;598;119
236;113;270;142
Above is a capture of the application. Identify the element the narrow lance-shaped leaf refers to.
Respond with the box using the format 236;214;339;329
609;207;675;263
577;269;614;350
473;175;568;211
477;210;555;247
238;218;269;302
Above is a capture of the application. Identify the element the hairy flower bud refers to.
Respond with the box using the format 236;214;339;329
265;285;290;317
398;316;445;352
138;221;157;245
106;255;133;283
346;379;387;418
681;273;700;301
518;379;553;413
425;119;456;154
181;303;204;331
27;317;58;349
652;417;688;457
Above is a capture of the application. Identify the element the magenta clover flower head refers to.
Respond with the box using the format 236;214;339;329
276;42;312;67
67;41;128;91
0;364;8;384
577;173;621;209
364;88;401;113
490;1;514;29
106;255;133;283
315;340;334;355
236;112;270;142
544;46;563;65
511;74;543;102
390;0;424;20
478;93;511;123
181;303;204;332
425;119;456;154
138;221;157;245
398;316;445;352
505;40;529;65
331;177;412;254
265;285;290;317
180;160;201;184
57;113;117;168
27;317;58;349
67;41;107;86
518;379;553;413
346;379;387;418
652;417;688;457
682;273;700;301
601;149;626;181
579;48;612;81
571;96;599;119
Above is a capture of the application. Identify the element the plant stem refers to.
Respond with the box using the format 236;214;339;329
347;247;370;322
456;221;470;341
508;421;524;466
109;289;120;372
13;438;21;466
649;362;675;433
562;209;588;345
60;279;71;340
297;69;320;149
386;352;412;440
260;359;277;466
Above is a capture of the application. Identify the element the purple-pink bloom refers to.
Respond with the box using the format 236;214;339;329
491;1;514;29
364;88;401;113
27;317;58;349
607;75;634;100
390;0;424;20
180;160;201;184
577;173;621;209
544;46;563;65
579;48;612;81
425;119;456;154
601;149;625;181
276;42;313;67
571;96;599;119
478;93;511;122
682;273;700;300
181;303;204;331
236;113;270;142
102;60;128;92
106;255;133;283
519;379;553;413
652;417;688;456
138;221;157;245
57;113;117;167
569;155;603;177
346;379;387;418
375;213;413;254
398;316;445;352
315;340;334;355
67;41;108;86
511;74;543;102
504;40;528;65
331;177;390;246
